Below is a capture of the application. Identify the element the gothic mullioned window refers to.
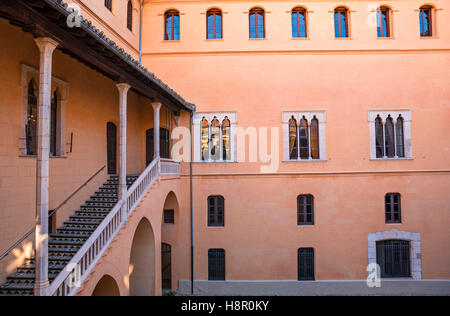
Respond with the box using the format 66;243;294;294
299;117;309;159
207;8;222;39
201;117;209;161
334;7;349;38
249;7;265;39
289;117;298;160
197;113;235;162
222;117;231;160
165;10;180;40
292;7;307;38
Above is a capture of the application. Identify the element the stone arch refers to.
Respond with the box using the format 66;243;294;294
92;275;120;296
129;217;156;296
367;229;422;280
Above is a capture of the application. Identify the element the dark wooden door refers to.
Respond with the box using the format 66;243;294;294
161;243;172;291
107;122;117;174
146;128;154;166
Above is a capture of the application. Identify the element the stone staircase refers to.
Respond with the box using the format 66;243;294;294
0;175;138;296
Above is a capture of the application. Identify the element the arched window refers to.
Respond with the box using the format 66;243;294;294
222;117;231;161
419;6;433;37
310;117;319;159
50;91;58;156
396;116;405;158
375;116;384;158
297;194;314;225
105;0;112;11
207;8;222;39
208;195;224;227
127;1;133;31
289;116;298;160
249;7;265;39
385;116;395;158
26;80;37;155
292;7;307;38
377;6;391;37
201;117;209;161
334;7;348;38
299;117;309;159
165;10;180;40
210;117;220;160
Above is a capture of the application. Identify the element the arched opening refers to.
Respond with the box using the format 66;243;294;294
92;275;120;296
129;218;155;296
162;191;179;292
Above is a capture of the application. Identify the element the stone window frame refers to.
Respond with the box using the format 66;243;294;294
20;64;68;157
282;111;327;162
193;111;237;163
368;109;412;160
368;229;422;280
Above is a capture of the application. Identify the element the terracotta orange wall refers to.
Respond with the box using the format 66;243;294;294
141;0;450;283
0;18;160;283
66;0;141;59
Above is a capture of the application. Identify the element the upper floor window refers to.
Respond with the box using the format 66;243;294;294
165;10;180;40
385;193;401;224
105;0;112;11
377;6;391;38
195;112;236;162
249;7;265;39
297;195;314;226
419;6;433;37
334;7;349;38
207;8;222;39
208;249;225;280
369;110;411;160
208;195;224;227
292;7;307;38
283;112;326;161
127;1;133;31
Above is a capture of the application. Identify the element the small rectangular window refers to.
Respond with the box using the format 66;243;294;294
297;195;314;225
208;196;224;227
385;193;401;224
298;248;315;281
164;209;175;224
208;249;225;281
377;7;390;38
420;7;433;37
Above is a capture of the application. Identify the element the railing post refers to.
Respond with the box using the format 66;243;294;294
33;37;58;297
117;83;131;225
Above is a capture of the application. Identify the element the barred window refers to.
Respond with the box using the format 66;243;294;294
298;248;315;281
208;195;224;227
376;240;410;277
164;209;175;224
208;249;225;280
385;193;401;224
297;195;314;225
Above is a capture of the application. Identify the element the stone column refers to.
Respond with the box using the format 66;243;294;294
152;102;162;159
116;83;130;223
34;37;58;296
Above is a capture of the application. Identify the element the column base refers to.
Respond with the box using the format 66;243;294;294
34;279;50;296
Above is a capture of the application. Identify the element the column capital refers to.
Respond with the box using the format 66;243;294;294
116;83;131;94
152;102;162;111
34;37;59;54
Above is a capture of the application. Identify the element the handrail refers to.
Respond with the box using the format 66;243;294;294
0;165;106;261
49;158;161;296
